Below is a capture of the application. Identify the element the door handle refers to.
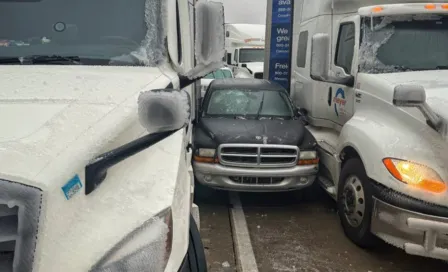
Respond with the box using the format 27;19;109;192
328;87;332;106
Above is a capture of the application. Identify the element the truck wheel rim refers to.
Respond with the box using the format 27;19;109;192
342;175;365;228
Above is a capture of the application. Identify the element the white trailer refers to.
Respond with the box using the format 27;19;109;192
288;0;448;261
225;23;266;78
0;0;224;271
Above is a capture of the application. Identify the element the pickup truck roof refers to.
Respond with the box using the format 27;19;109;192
209;78;284;91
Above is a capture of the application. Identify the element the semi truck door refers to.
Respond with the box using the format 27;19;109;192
290;20;317;113
328;16;359;127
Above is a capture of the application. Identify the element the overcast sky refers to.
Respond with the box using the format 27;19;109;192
213;0;267;24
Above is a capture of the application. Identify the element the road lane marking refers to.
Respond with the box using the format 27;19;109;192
229;192;259;272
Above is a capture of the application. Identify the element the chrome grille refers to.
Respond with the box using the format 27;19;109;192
229;176;284;185
218;144;299;167
0;179;42;272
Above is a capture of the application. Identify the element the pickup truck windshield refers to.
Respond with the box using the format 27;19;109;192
204;69;233;79
239;48;264;63
0;0;165;66
205;89;293;118
359;14;448;73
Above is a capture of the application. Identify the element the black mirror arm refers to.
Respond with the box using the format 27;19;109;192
85;128;181;195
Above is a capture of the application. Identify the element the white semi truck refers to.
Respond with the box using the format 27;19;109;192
225;23;266;79
0;0;224;271
287;0;448;261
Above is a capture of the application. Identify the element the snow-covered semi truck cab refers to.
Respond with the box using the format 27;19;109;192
290;0;448;261
0;0;225;271
225;24;266;79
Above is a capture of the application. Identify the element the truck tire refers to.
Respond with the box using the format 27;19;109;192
337;158;377;248
184;214;208;272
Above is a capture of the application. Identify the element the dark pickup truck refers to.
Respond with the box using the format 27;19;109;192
192;78;319;192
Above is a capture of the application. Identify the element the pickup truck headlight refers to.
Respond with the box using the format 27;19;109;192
383;158;446;193
198;148;215;157
90;208;172;272
298;150;319;165
193;148;218;163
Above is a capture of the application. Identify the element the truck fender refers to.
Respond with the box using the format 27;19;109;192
335;112;445;192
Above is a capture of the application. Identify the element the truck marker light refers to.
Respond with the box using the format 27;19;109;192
383;158;446;193
442;4;448;9
425;4;436;9
372;6;383;13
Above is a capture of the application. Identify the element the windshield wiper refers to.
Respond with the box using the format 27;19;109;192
27;55;82;65
256;92;265;119
0;57;22;64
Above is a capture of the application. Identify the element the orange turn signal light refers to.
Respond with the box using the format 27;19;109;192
298;158;319;165
383;158;446;194
193;156;218;163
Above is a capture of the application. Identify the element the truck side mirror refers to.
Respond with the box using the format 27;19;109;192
185;1;225;79
310;33;330;81
393;84;441;131
393;84;426;107
227;53;232;65
138;89;191;134
85;89;191;195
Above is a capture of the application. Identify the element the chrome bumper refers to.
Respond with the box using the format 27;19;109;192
193;162;318;192
371;197;448;261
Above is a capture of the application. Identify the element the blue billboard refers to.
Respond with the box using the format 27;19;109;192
268;0;293;90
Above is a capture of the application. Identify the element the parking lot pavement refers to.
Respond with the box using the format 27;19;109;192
195;183;448;272
195;185;237;272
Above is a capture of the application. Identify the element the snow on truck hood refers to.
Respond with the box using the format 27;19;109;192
370;70;448;121
0;65;167;187
0;65;192;271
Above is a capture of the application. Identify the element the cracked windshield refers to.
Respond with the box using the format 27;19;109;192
2;0;448;272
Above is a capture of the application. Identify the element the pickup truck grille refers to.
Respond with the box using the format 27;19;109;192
218;144;299;168
0;179;42;272
229;176;284;185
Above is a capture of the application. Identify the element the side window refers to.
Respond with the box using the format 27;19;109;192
296;31;308;68
335;23;355;73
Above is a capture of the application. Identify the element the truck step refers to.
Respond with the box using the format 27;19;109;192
318;176;336;198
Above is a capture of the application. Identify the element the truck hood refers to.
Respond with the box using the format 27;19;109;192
0;65;167;188
197;117;304;145
370;70;448;121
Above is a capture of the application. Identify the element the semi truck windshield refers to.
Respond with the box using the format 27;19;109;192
239;48;265;63
359;14;448;73
0;0;165;66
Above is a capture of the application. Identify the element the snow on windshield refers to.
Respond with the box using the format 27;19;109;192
111;0;167;66
206;89;293;117
0;0;167;67
359;14;445;74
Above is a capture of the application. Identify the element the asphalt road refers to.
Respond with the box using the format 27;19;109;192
194;183;448;272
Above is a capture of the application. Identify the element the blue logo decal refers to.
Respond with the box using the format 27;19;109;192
333;88;346;116
62;174;83;200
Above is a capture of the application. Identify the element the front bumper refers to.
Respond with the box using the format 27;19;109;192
193;162;318;192
371;182;448;261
